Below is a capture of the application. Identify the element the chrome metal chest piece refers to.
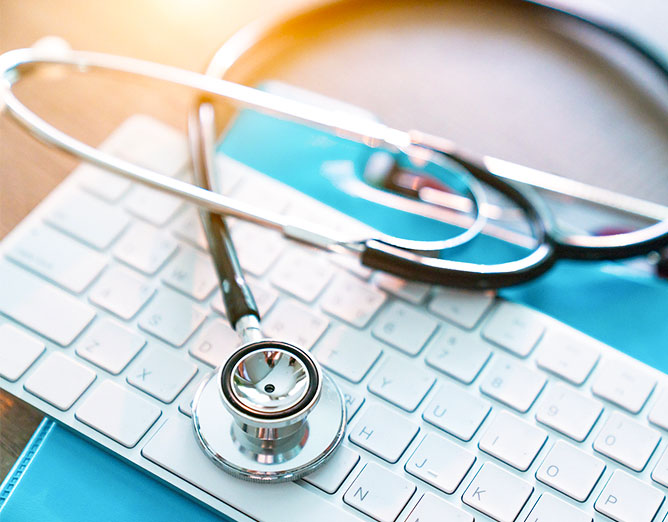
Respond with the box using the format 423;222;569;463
192;339;346;482
188;102;345;482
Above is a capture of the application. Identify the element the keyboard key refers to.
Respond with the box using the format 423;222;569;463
6;225;106;293
462;462;533;522
76;318;145;375
127;346;197;403
422;382;490;441
88;265;154;320
76;380;161;448
0;324;45;381
535;382;603;441
371;302;438;356
428;288;493;329
649;390;668;431
593;411;660;471
478;410;547;471
262;299;328;350
303;445;359;494
592;358;656;413
313;326;382;383
46;190;130;250
651;448;668;488
188;319;240;368
320;273;386;328
78;163;131;202
113;222;178;275
405;493;473;522
142;417;359;522
526;494;592;522
536;440;605;501
232;222;285;277
124;185;183;226
270;249;334;303
177;375;209;417
172;208;208;250
595;469;665;522
343;462;416;522
0;260;96;346
405;432;475;493
24;352;96;410
373;272;430;305
367;358;435;412
480;357;546;412
162;245;217;301
482;301;544;357
330;253;373;280
536;330;600;385
91;114;188;178
139;289;206;347
425;327;492;384
211;278;277;318
336;381;365;422
350;404;419;463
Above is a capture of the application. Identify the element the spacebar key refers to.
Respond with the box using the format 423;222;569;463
142;417;359;522
0;260;96;346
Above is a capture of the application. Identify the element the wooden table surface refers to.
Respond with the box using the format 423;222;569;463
1;0;666;482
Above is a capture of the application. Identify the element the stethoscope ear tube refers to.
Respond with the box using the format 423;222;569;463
361;239;556;289
369;135;558;289
409;131;668;275
188;101;260;329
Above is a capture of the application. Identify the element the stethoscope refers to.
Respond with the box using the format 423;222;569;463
188;102;346;481
1;0;667;483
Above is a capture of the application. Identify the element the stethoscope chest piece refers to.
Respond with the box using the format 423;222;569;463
192;340;346;483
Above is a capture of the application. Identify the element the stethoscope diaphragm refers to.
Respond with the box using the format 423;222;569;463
192;340;346;483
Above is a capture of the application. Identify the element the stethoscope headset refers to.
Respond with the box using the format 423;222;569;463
1;0;666;482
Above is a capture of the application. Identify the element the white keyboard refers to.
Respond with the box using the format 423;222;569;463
1;115;667;522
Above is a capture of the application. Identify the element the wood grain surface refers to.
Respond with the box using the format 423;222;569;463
1;0;666;482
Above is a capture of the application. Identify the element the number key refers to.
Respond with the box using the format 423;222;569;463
593;411;660;471
372;301;438;356
482;301;544;357
320;273;386;328
592;359;655;413
535;382;603;442
480;357;546;412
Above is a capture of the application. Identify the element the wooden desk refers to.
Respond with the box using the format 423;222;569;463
1;0;666;481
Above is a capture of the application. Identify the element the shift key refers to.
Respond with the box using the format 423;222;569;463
0;259;96;346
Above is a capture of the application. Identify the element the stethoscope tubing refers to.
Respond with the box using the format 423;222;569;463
2;0;668;288
206;0;668;264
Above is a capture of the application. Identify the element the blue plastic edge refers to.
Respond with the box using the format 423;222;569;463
0;418;54;510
